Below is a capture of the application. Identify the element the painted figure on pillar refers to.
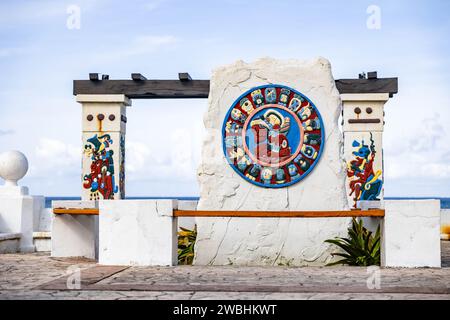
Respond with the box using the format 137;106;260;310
347;133;383;208
223;84;325;188
83;133;118;200
119;135;125;198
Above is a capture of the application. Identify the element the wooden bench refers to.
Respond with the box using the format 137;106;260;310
53;208;384;217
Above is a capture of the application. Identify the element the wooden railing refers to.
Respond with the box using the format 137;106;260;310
53;208;385;217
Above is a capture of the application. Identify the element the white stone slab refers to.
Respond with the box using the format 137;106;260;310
0;233;20;253
36;208;53;232
178;200;198;211
33;232;51;252
99;200;178;266
195;57;350;266
76;94;131;104
0;232;21;241
51;214;98;259
52;200;98;209
0;195;38;252
0;186;29;196
382;200;441;268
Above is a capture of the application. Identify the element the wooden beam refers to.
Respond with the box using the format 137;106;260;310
335;77;398;96
53;208;99;215
53;208;385;217
73;78;398;98
73;80;210;99
174;209;385;218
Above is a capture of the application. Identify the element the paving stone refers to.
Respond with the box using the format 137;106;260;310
0;242;449;300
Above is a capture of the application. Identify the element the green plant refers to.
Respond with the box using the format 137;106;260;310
178;225;197;265
325;218;380;266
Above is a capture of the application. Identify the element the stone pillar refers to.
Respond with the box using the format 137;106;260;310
0;151;44;253
76;94;131;200
195;58;350;266
341;93;390;209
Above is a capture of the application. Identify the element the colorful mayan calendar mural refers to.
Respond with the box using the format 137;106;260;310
346;133;383;208
83;133;119;200
222;84;325;188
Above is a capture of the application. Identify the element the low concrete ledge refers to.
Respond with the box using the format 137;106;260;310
0;233;21;253
51;201;98;259
0;232;21;241
99;200;178;266
33;231;51;252
382;200;441;268
52;200;98;209
33;231;50;239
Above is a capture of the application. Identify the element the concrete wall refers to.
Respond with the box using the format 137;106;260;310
195;57;350;266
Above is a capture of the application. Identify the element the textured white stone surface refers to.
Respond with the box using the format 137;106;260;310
178;200;198;230
33;232;51;252
35;207;52;232
341;93;388;132
0;150;28;186
99;200;177;266
0;194;38;252
382;200;441;268
52;200;98;209
195;57;350;266
0;233;20;253
51;214;98;259
78;94;130;200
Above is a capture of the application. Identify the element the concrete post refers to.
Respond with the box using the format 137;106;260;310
76;94;131;200
99;200;178;266
382;200;441;268
0;151;43;253
341;93;390;209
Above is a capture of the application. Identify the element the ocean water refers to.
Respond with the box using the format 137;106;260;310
45;196;450;209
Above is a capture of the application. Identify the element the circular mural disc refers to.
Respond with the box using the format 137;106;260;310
222;84;325;188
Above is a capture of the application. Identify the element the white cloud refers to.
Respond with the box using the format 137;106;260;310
384;113;450;180
0;47;27;58
126;141;152;173
89;35;178;64
0;129;14;136
144;0;166;11
32;138;79;177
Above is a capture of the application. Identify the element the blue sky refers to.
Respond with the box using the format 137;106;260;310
0;0;449;197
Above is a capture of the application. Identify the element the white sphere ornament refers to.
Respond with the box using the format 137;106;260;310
0;150;29;186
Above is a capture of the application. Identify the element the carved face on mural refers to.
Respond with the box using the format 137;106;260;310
222;84;325;188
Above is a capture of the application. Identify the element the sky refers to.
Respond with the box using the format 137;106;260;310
0;0;449;197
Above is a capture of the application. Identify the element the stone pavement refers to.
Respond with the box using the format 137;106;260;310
0;242;449;300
